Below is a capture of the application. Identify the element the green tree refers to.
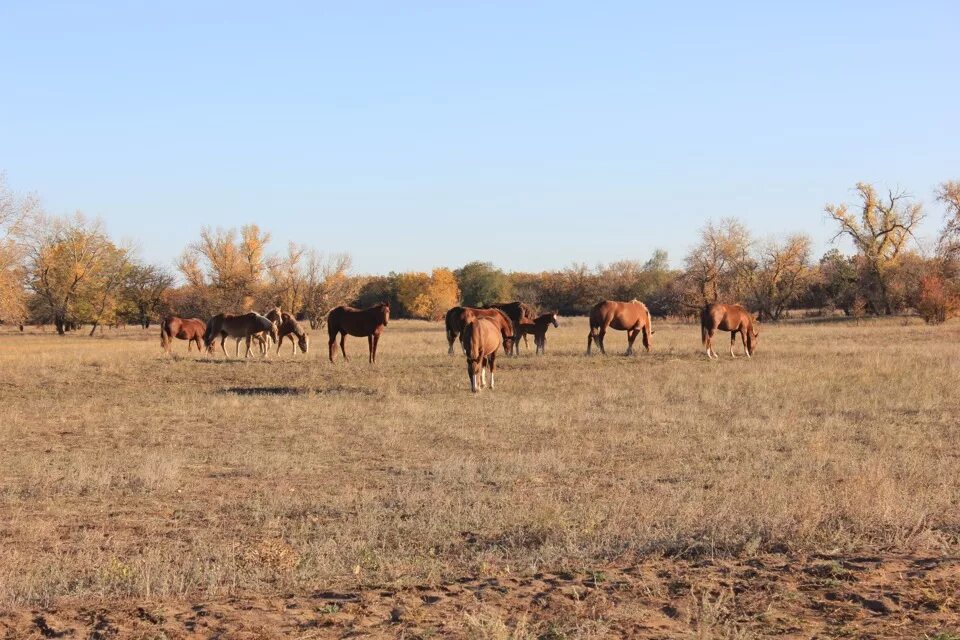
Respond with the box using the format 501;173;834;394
454;261;511;307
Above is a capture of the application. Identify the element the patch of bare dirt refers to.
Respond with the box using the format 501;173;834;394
2;552;958;638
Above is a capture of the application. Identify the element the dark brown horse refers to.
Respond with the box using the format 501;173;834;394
204;312;279;358
327;302;390;363
276;311;309;355
516;312;559;355
701;303;758;359
462;316;503;393
484;302;537;355
587;300;653;355
160;316;206;354
445;306;515;356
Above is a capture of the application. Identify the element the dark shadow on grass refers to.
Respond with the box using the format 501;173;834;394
221;386;306;396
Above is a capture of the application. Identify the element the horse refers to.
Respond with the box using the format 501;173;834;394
444;306;515;356
276;311;309;355
516;312;559;355
327;302;390;363
204;312;279;358
160;316;206;354
462;316;503;393
701;303;759;359
484;302;537;355
587;299;653;355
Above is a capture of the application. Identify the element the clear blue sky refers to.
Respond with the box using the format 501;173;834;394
3;1;958;274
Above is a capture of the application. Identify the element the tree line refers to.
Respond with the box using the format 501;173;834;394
2;173;959;333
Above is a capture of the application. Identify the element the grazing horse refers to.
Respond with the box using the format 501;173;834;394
327;302;390;363
484;302;537;355
444;306;515;356
462;316;503;393
516;312;559;355
276;312;309;355
701;303;759;359
204;313;279;358
587;300;653;355
160;316;206;354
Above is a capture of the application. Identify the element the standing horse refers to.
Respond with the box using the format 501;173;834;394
327;302;390;363
587;300;653;355
484;302;537;355
444;306;515;356
462;316;503;393
516;312;559;355
701;303;759;359
160;316;206;354
204;313;279;358
276;312;309;355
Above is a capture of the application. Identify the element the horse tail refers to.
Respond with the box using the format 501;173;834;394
642;307;652;350
160;317;170;350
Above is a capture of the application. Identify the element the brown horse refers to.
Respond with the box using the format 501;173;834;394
516;312;559;355
276;312;309;355
327;302;390;363
160;316;206;354
462;316;503;393
484;302;537;355
587;300;653;355
701;303;759;359
445;306;515;356
204;312;279;358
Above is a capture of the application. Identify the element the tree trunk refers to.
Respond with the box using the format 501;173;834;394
89;322;99;337
55;316;66;335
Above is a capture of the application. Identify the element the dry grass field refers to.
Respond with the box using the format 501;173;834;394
1;317;959;638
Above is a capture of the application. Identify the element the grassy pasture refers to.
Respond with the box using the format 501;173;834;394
0;317;959;636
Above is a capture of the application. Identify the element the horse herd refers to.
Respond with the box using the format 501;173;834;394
160;300;759;393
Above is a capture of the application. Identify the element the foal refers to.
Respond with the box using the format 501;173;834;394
515;312;559;355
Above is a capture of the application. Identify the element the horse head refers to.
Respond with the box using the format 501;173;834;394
297;333;309;354
379;301;390;326
550;312;559;328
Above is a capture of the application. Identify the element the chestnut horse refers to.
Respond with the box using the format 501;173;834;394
160;316;206;354
204;312;279;358
587;300;653;355
444;306;515;356
701;303;758;359
484;302;537;355
516;312;559;355
327;302;390;363
462;316;503;393
275;311;309;355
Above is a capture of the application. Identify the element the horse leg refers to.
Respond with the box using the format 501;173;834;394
741;330;751;358
707;329;718;359
328;331;337;362
447;331;455;356
340;333;349;361
730;331;738;358
626;329;638;356
468;360;478;393
480;357;487;389
373;333;381;363
368;334;374;363
488;352;496;389
220;336;228;358
245;336;253;358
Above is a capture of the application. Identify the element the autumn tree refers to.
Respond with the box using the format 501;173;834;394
27;214;123;334
682;218;752;307
300;252;363;329
825;183;924;314
0;174;38;325
744;234;812;320
178;225;271;311
123;262;174;328
407;268;459;320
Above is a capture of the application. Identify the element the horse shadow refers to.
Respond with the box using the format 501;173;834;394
219;386;306;396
